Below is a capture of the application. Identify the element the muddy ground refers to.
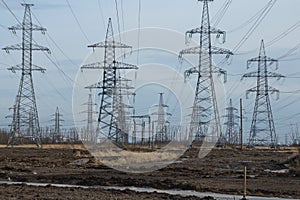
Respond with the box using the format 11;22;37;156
0;144;299;199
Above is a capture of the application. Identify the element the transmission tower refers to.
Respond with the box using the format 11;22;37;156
51;107;64;143
81;93;97;142
179;0;232;143
3;4;50;147
151;93;171;144
223;99;240;145
242;40;284;147
81;18;137;144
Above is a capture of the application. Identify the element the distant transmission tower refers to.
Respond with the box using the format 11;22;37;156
3;4;50;147
81;93;97;142
179;0;232;143
81;18;137;144
223;99;240;145
51;107;64;143
151;93;171;144
242;40;284;147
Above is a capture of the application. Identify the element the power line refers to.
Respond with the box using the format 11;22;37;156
277;43;300;60
266;21;300;47
137;0;141;65
65;0;90;43
238;21;300;56
212;0;232;27
0;24;7;30
0;0;21;25
120;0;125;32
27;13;75;84
216;1;277;67
97;0;106;29
228;2;273;33
114;0;122;42
232;0;277;53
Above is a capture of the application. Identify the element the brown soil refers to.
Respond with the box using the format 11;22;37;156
0;144;299;199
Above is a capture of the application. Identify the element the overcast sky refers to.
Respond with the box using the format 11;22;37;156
1;0;300;144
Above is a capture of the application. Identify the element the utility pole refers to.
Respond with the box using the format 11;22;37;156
242;40;284;147
3;4;50;147
223;99;239;145
131;115;151;147
179;0;232;144
81;18;138;145
51;107;64;143
240;98;243;149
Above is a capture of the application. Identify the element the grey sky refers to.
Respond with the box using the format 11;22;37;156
0;0;300;143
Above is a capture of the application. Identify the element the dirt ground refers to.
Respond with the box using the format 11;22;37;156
0;144;299;199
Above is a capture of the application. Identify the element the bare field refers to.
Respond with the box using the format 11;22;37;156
0;144;299;199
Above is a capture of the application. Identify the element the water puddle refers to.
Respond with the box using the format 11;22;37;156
0;181;297;200
264;169;289;174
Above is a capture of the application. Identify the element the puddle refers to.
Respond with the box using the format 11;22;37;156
0;181;297;200
264;169;289;174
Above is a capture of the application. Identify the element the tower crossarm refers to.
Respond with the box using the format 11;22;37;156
3;43;50;53
179;46;232;57
9;24;46;33
88;41;132;49
131;115;151;120
81;61;137;70
85;82;134;91
114;61;138;70
8;64;46;73
85;82;102;90
223;114;240;118
246;86;279;94
247;57;278;66
246;86;258;94
242;71;258;78
179;46;202;57
211;46;233;55
152;104;169;108
81;61;104;70
215;67;227;82
184;65;226;80
225;107;238;111
267;86;280;94
186;27;225;37
242;71;284;79
184;67;199;79
223;121;239;125
266;72;285;79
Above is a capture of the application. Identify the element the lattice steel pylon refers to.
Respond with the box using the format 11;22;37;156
151;93;171;144
81;18;137;144
51;107;64;143
81;93;97;142
179;0;232;143
242;40;284;147
3;4;49;147
223;99;240;145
